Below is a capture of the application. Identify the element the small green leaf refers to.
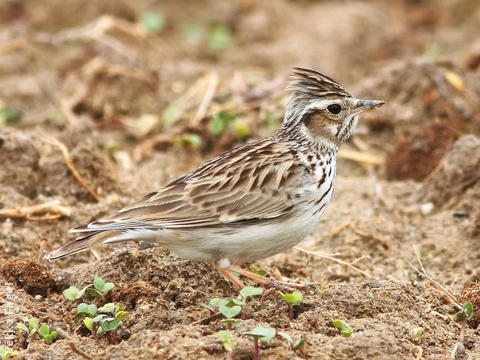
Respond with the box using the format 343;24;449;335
218;305;241;319
243;327;276;342
98;303;115;313
209;25;231;51
87;288;104;299
210;112;237;135
332;319;354;337
250;266;268;276
277;291;303;305
77;303;97;316
139;12;165;34
38;324;50;338
463;302;474;319
183;133;202;148
93;277;114;292
97;326;104;335
235;122;250;138
99;318;120;332
84;317;94;331
226;299;246;306
16;323;28;333
219;330;235;352
63;286;82;301
115;311;129;322
28;317;39;332
210;298;229;308
278;331;293;344
92;314;106;323
455;302;474;323
240;286;263;301
0;345;15;359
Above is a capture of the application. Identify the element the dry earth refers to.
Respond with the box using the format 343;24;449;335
1;1;480;359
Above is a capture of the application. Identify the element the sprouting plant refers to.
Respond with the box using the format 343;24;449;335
332;319;354;337
17;317;39;337
454;302;474;342
277;291;303;319
209;25;231;51
210;112;237;135
277;332;306;352
454;302;474;323
17;317;57;344
239;286;263;303
221;318;242;330
408;327;423;342
37;324;58;344
243;327;276;360
63;277;114;301
210;298;245;319
82;303;129;342
218;331;235;360
249;266;267;276
0;345;15;360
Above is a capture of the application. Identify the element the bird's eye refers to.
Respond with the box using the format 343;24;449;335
327;104;342;115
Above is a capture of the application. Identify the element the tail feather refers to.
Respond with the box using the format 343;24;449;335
47;230;122;260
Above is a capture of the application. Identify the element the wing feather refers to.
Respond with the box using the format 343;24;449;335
74;140;307;233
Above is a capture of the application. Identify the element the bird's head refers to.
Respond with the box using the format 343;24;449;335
281;67;384;148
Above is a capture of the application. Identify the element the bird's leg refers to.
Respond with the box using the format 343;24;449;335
219;269;245;290
226;265;313;291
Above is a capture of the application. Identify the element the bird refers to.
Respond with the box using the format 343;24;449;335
48;67;384;290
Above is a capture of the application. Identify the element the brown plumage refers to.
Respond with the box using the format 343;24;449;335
48;67;384;289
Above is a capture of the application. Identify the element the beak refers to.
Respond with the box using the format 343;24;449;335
355;99;385;112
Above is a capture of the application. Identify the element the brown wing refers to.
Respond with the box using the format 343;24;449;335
72;139;307;233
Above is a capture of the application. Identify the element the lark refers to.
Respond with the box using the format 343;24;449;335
49;67;384;289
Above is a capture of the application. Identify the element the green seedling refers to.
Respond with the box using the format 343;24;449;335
409;327;423;341
239;286;263;302
64;277;115;301
0;100;22;126
76;303;98;320
17;317;39;336
332;319;354;337
83;303;129;341
218;331;235;359
454;302;474;323
277;332;306;351
277;291;303;319
209;25;231;51
0;345;15;360
210;112;237;135
249;266;267;276
139;12;165;34
18;318;57;344
37;324;57;344
210;298;245;319
243;327;276;360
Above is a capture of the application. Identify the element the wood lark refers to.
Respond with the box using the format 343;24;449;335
49;67;384;289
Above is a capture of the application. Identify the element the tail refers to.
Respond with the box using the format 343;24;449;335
48;219;164;261
47;230;122;260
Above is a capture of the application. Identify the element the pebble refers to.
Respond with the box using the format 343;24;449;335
420;202;434;215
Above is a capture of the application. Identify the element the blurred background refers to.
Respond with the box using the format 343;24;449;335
1;1;480;358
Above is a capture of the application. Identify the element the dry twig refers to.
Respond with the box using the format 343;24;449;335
295;247;373;279
0;201;71;221
406;245;462;311
38;131;102;201
338;148;383;165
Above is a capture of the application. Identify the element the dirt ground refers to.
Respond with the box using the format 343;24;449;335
1;0;480;359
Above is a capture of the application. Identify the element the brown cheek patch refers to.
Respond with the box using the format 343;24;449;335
303;110;337;143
